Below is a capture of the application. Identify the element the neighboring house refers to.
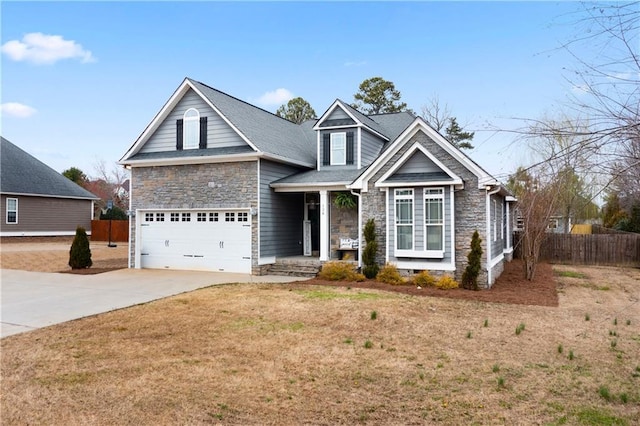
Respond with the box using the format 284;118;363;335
1;137;99;236
120;78;515;287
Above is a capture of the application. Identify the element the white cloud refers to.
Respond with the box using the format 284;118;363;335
1;102;37;118
1;32;95;65
256;88;293;106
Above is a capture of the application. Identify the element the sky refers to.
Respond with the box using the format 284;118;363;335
1;1;600;182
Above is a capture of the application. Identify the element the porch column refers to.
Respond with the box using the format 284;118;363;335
319;190;330;261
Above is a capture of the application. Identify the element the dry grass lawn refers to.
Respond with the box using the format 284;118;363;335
2;265;639;425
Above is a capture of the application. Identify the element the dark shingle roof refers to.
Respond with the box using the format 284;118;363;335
271;168;364;186
128;145;255;161
188;79;316;166
1;137;98;199
370;111;416;142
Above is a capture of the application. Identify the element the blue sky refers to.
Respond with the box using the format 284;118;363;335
2;1;595;181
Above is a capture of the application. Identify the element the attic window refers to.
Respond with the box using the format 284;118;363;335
183;108;200;149
330;132;346;165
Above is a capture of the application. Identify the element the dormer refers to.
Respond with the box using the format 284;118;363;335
313;100;389;171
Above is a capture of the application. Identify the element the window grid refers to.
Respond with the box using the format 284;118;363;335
395;189;414;251
209;212;218;222
6;198;17;224
197;212;207;222
156;213;165;222
145;213;154;222
424;188;444;251
181;213;191;222
170;213;180;222
225;212;235;222
330;132;346;165
238;212;248;222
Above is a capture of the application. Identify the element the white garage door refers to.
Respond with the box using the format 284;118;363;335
138;210;251;273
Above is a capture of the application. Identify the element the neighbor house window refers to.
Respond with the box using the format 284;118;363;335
6;198;17;224
493;200;497;241
424;188;444;251
330;132;346;165
395;189;413;251
183;108;200;149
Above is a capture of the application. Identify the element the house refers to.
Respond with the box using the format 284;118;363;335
120;78;515;287
0;137;99;236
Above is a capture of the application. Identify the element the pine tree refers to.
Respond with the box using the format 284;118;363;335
362;218;379;279
69;226;93;269
461;230;482;290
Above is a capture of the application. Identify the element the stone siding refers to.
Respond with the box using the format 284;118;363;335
129;161;258;269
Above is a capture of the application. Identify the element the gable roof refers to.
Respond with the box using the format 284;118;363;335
314;100;389;140
120;78;316;167
1;137;98;200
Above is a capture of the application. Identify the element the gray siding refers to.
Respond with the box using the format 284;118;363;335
387;186;452;264
490;194;505;260
397;151;441;174
327;107;350;120
318;128;358;171
141;89;246;153
259;160;305;258
360;129;385;168
0;194;93;235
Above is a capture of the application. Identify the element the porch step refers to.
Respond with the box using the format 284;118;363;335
268;259;322;278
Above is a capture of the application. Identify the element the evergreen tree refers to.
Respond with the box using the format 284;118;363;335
445;117;475;150
69;226;92;269
275;97;316;124
461;230;482;290
362;218;380;279
352;77;408;115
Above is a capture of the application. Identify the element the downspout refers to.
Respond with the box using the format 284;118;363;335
485;185;502;287
351;189;362;268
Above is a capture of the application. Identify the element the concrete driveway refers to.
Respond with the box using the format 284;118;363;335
1;268;303;338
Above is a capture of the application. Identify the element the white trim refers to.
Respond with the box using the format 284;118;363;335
485;186;501;285
423;187;445;252
505;201;511;250
357;127;362;170
394;260;456;271
258;256;276;266
503;247;514;255
256;159;261;267
0;230;89;237
351;118;496;192
493;199;498;242
319;190;329;261
490;252;504;268
6;197;18;224
394;188;414;252
394;249;445;259
449;185;456;267
128;173;132;270
375;142;463;188
1;192;98;201
313;100;389;141
316;130;321;170
183;107;200;150
384;188;390;262
272;183;349;193
377;180;461;188
124;151;311;169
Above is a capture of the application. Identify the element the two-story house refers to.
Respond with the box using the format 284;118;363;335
120;78;515;287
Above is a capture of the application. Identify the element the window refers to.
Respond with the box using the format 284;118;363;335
181;212;191;222
225;212;235;222
145;212;154;222
501;202;504;239
170;212;180;222
156;213;165;222
493;200;497;241
197;212;207;222
209;212;218;222
238;212;248;222
330;132;346;165
395;189;413;250
183;108;200;149
424;188;444;251
6;198;17;224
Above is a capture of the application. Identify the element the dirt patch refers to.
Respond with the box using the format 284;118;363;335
0;237;128;273
1;264;638;425
293;259;558;307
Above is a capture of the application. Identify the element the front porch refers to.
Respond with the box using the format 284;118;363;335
265;255;358;278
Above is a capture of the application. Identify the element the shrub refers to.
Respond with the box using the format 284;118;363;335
362;219;379;279
461;230;482;290
69;226;92;269
435;275;459;290
318;261;365;282
376;263;405;285
413;270;437;288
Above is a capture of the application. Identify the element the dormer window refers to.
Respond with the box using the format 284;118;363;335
183;108;200;149
330;132;346;165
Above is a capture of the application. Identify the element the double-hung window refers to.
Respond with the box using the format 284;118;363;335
330;132;346;165
183;108;200;149
424;188;444;252
395;189;413;251
6;198;17;224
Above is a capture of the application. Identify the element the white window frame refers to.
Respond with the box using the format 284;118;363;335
330;132;346;165
501;201;504;239
6;198;18;224
424;188;445;256
493;199;497;241
183;108;200;150
394;189;414;254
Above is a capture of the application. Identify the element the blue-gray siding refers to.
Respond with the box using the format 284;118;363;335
360;129;385;168
397;151;441;174
259;160;305;258
318;129;358;171
141;89;246;153
326;107;350;121
388;186;452;265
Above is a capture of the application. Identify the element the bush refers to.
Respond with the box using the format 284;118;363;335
318;261;365;282
461;230;482;290
69;226;92;269
413;270;437;288
362;218;379;279
435;275;459;290
376;263;406;285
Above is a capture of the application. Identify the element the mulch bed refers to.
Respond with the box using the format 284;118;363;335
289;259;558;307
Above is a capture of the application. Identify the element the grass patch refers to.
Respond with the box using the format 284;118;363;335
598;385;612;401
364;340;373;349
295;289;385;301
370;311;377;320
515;323;526;335
575;407;628;425
555;270;587;279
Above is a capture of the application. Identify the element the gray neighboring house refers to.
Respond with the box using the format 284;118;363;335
1;137;99;237
120;78;515;287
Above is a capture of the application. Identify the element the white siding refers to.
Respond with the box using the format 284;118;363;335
140;89;246;153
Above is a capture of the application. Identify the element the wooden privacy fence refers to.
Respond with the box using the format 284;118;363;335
91;220;129;242
522;233;640;266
